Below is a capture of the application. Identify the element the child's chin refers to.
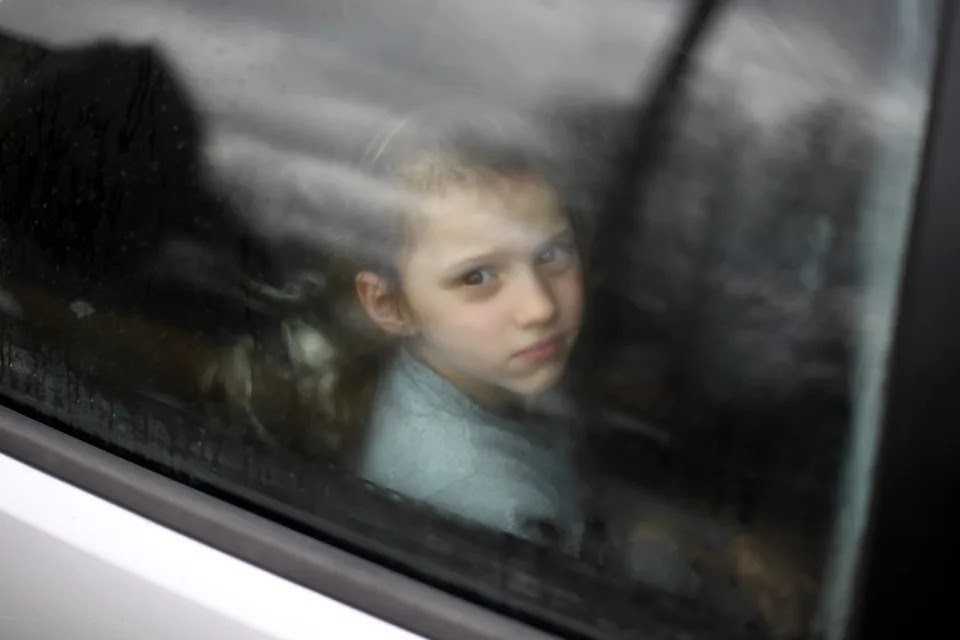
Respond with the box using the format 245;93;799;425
509;363;566;397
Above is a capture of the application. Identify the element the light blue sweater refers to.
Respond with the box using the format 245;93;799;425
356;350;583;551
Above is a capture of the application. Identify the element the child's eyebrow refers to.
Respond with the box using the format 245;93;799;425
442;251;510;277
533;227;576;252
541;228;575;245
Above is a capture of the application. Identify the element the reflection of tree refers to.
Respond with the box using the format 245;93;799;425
671;96;868;408
547;77;874;541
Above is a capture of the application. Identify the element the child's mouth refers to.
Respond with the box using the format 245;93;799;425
513;335;563;365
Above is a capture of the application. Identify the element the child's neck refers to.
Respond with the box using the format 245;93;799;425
405;344;522;415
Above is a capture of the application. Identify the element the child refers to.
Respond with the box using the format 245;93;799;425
347;137;588;552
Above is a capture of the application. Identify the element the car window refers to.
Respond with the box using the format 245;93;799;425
0;1;940;639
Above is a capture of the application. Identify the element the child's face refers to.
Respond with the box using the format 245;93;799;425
397;175;583;405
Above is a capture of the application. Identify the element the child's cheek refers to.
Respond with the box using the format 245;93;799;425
436;299;503;353
558;267;585;328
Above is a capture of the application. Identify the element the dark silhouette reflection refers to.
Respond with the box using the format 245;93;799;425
0;33;324;452
0;34;274;332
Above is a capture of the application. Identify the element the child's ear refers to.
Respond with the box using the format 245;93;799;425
355;271;416;336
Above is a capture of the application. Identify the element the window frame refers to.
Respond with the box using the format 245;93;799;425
848;1;960;638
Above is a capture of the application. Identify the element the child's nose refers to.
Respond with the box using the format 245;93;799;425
513;270;558;327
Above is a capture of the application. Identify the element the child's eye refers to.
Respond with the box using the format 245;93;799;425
536;241;575;266
460;267;494;286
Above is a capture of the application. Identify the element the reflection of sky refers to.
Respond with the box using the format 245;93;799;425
0;0;894;118
0;0;936;241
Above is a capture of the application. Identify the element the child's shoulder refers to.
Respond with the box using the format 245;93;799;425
358;351;495;496
370;350;487;429
357;351;580;538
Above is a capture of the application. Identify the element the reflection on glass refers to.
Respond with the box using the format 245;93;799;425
0;1;941;638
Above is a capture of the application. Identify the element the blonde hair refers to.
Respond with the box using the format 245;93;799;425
396;149;541;195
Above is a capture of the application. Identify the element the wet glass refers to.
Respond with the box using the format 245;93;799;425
0;1;941;638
